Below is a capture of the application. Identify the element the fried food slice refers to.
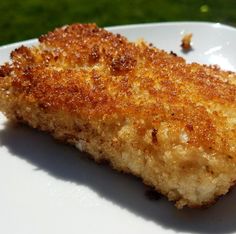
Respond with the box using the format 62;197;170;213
1;23;236;208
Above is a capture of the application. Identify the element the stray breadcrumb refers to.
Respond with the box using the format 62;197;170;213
1;24;236;209
181;33;193;51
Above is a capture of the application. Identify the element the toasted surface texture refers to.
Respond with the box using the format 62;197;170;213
1;23;236;208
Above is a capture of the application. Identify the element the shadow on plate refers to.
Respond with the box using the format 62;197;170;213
0;122;236;234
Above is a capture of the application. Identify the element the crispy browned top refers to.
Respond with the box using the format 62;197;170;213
1;23;236;156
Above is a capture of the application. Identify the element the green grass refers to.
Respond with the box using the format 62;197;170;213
0;0;235;45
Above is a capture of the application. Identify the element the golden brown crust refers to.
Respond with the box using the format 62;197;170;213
1;23;236;208
1;23;236;157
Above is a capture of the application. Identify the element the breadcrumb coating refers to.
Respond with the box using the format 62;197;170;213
1;23;236;208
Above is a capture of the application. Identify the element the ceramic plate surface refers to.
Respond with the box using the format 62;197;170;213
0;22;236;234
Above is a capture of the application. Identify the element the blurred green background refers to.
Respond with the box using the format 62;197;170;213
0;0;235;45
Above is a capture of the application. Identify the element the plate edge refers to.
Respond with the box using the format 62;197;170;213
0;21;235;49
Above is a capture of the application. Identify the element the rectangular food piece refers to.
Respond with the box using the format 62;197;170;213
1;24;236;208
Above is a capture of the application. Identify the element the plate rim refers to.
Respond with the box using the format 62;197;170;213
106;21;236;31
0;21;235;50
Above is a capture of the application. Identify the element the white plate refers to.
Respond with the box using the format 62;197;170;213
0;22;236;234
